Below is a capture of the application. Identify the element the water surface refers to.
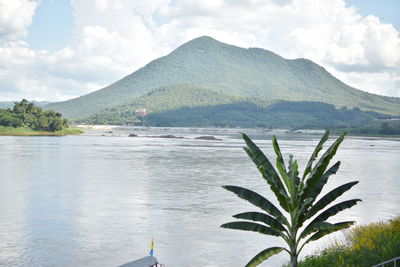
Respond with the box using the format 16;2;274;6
0;129;399;266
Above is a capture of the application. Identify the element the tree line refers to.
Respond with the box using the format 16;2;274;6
0;99;68;132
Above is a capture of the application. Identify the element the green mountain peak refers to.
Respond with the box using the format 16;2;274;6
46;36;400;119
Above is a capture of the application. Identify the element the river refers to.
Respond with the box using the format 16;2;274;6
0;128;399;266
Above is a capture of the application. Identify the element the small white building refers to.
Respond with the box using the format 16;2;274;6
135;108;147;116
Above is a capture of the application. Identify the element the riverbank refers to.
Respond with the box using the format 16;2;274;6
0;126;83;136
295;217;400;267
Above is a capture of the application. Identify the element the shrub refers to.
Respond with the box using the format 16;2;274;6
298;217;400;267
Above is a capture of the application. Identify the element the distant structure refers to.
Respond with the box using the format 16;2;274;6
135;108;147;116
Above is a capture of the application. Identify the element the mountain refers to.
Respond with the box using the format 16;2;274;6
46;36;400;119
0;102;15;109
0;100;51;109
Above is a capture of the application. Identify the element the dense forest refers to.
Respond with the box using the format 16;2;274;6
76;84;399;132
143;101;390;128
0;99;69;132
146;102;400;135
334;119;400;135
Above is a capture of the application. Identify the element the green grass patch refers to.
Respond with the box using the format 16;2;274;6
297;217;400;267
55;127;84;135
0;126;83;136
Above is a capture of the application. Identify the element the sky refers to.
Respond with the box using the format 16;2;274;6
0;0;399;101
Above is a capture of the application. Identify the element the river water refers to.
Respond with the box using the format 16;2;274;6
0;128;399;266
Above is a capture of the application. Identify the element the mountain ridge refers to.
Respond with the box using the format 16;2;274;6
45;36;400;119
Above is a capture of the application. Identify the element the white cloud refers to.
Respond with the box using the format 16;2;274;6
0;41;86;101
0;0;37;41
0;0;399;101
325;15;400;72
329;68;400;97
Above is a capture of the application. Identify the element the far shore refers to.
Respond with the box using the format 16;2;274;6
0;126;83;136
74;124;324;133
74;124;311;134
74;124;400;138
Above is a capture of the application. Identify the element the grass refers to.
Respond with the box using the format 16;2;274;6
56;127;84;135
296;217;400;267
0;126;83;136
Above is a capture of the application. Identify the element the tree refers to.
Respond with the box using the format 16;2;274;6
0;112;24;127
0;100;70;132
380;122;396;135
48;117;64;131
13;99;29;114
221;131;360;267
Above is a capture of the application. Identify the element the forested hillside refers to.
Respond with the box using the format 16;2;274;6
77;85;246;124
77;85;388;129
143;101;385;128
46;36;400;119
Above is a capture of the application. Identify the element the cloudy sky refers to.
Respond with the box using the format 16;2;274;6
0;0;399;101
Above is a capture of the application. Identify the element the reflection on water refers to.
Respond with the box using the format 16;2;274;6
0;130;399;266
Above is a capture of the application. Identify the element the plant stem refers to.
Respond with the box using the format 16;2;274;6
289;209;298;267
290;254;298;267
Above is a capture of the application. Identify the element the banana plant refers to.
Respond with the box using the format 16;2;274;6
221;131;361;267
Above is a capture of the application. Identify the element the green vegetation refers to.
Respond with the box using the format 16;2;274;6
0;99;81;135
54;127;83;135
78;85;390;130
0;126;48;135
77;84;243;125
144;100;387;129
46;36;400;119
0;126;83;136
221;131;360;267
333;119;400;136
297;217;400;267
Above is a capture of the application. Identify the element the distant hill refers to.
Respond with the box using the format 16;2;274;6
0;101;51;109
77;85;387;128
46;36;400;119
0;102;15;109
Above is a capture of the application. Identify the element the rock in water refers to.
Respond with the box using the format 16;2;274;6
195;135;222;141
157;134;185;139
